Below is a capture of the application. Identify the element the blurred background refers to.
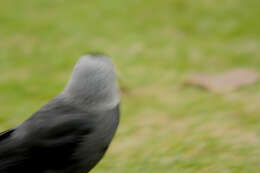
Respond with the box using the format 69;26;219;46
0;0;260;172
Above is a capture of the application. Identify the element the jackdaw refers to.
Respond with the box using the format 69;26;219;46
0;54;120;173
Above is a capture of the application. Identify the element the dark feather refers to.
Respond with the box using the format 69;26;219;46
0;103;119;173
0;128;15;141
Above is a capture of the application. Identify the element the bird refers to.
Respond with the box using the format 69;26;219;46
0;54;120;173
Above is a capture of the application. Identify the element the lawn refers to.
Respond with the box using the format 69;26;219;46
0;0;260;172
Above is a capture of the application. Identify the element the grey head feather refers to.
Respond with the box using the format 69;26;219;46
59;54;120;111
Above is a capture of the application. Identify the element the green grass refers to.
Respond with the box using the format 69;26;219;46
1;0;260;172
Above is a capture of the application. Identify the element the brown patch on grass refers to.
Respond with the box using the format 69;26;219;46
186;69;259;93
0;68;31;82
110;109;195;155
198;120;260;145
130;85;179;106
3;34;37;54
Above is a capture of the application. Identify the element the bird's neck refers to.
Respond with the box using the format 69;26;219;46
61;76;119;111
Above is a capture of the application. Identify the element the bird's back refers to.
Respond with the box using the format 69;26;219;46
0;100;120;173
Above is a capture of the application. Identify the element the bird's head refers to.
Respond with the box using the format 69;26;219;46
63;53;119;110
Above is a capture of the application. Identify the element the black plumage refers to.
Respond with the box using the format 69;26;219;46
0;54;120;173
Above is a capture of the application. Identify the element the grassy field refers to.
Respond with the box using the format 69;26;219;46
0;0;260;172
